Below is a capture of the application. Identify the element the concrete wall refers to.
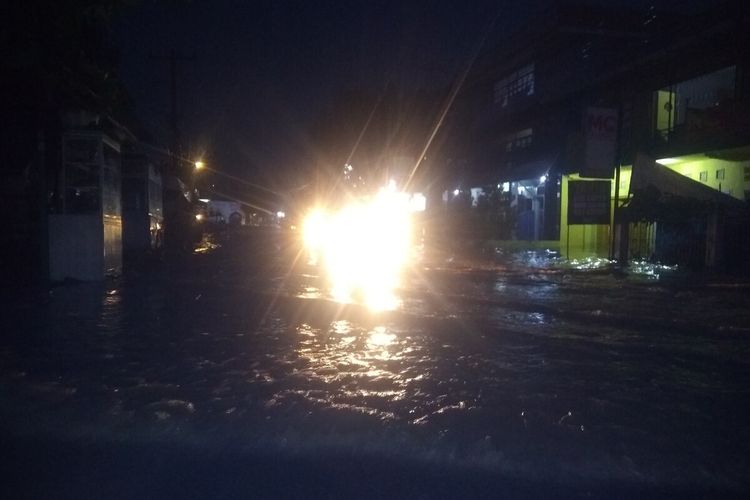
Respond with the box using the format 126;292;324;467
49;214;103;281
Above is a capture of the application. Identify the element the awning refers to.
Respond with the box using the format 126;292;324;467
630;153;743;207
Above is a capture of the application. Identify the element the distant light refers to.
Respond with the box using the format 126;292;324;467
194;161;205;170
410;193;426;212
470;187;484;207
199;198;210;203
656;158;680;166
453;188;460;196
540;174;547;183
277;211;286;219
195;213;203;221
502;182;510;193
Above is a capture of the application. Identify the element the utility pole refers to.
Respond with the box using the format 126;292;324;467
150;49;196;177
150;49;197;255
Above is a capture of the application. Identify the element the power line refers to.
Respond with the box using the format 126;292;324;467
136;140;293;205
205;187;276;216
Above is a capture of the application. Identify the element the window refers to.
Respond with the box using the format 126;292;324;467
716;169;725;180
501;128;533;152
654;66;736;138
494;64;535;107
744;166;750;181
699;171;708;182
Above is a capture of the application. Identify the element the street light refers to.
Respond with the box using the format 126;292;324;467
191;161;206;202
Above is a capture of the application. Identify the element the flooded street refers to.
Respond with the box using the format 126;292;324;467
2;232;750;498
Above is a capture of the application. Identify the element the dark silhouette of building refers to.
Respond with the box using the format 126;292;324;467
452;0;750;269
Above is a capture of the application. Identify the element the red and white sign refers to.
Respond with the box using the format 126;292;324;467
582;107;618;178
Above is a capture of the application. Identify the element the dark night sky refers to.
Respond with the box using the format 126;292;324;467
113;0;707;194
114;1;536;188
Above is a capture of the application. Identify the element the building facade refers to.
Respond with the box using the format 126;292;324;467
458;1;750;269
48;125;124;281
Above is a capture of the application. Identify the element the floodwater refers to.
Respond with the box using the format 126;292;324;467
2;231;750;497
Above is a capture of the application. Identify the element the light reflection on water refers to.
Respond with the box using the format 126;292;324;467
2;252;750;489
292;321;407;413
298;286;324;300
368;327;395;348
331;319;352;335
296;280;401;312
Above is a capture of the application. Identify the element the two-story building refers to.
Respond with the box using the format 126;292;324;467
611;2;750;270
457;0;749;269
457;3;659;242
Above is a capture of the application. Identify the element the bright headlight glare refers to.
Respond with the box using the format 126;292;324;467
302;189;413;310
303;209;328;251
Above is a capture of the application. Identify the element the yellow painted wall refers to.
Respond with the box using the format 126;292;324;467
558;155;745;260
667;158;747;200
655;90;675;133
560;174;612;259
615;166;632;196
613;159;745;201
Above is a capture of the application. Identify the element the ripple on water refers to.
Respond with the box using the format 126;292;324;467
2;254;749;491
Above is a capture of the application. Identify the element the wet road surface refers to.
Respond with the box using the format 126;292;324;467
2;230;750;498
